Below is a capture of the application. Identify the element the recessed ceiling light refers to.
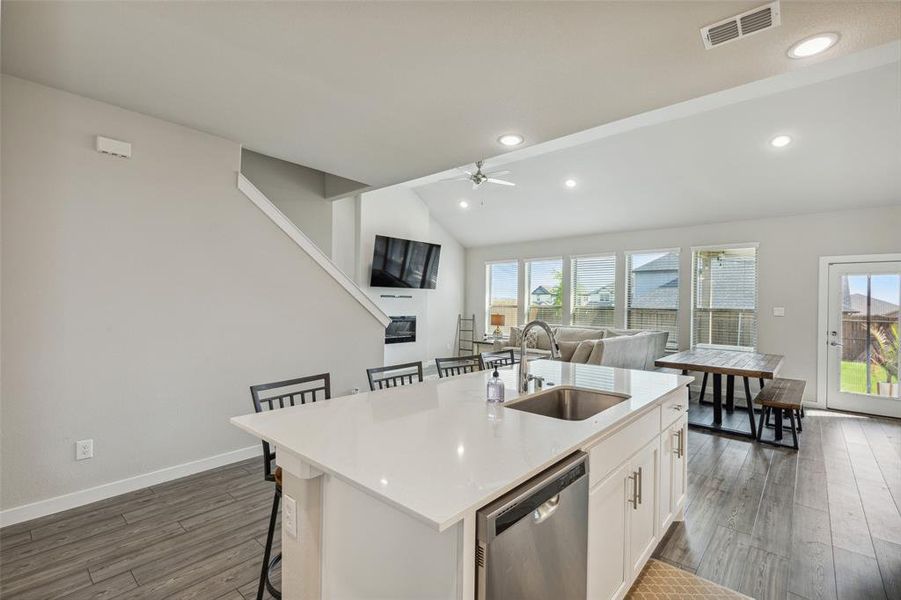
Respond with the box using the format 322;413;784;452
770;135;792;148
458;199;469;208
788;33;839;59
564;179;577;189
497;133;524;147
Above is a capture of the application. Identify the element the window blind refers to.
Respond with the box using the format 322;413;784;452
627;251;679;348
570;255;616;327
691;247;758;350
526;258;564;325
486;261;519;334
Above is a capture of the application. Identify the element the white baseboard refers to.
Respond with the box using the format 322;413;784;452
0;445;260;528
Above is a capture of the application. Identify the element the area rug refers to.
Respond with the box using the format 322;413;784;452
626;559;752;599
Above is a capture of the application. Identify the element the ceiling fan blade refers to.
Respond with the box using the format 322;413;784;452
438;176;471;183
486;178;516;187
485;170;511;177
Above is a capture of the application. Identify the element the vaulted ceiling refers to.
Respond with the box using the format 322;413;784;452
3;1;899;187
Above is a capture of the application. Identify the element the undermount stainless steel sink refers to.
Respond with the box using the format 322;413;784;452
506;387;630;421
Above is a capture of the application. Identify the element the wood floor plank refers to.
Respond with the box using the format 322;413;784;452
788;503;837;600
112;539;261;600
58;571;138;600
1;568;94;600
170;556;263;600
795;457;829;512
828;479;877;558
834;547;887;600
749;450;797;558
0;515;127;565
857;477;901;546
21;488;156;541
873;537;901;600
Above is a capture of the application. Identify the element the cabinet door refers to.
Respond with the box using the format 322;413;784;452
628;440;658;576
657;427;674;532
587;462;630;600
672;417;688;513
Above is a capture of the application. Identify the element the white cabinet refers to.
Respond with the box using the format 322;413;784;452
587;463;630;600
587;438;660;600
658;415;688;532
627;440;658;576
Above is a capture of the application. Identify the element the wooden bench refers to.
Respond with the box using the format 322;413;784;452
755;378;805;449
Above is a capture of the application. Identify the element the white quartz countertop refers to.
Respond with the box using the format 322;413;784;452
231;361;692;531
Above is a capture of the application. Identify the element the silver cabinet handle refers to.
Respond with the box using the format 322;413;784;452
673;430;682;457
681;428;686;457
671;405;683;411
627;472;638;509
636;467;643;505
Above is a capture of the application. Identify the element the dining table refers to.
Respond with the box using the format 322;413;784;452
655;348;784;439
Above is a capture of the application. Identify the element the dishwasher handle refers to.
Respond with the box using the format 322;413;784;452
532;494;560;524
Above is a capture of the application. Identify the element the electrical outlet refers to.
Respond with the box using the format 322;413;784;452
283;494;297;539
76;439;94;461
773;306;785;317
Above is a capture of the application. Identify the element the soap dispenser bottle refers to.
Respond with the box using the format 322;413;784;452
487;369;505;403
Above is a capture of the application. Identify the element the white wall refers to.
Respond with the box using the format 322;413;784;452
358;186;465;366
240;149;333;254
0;75;385;513
465;205;901;403
331;195;358;278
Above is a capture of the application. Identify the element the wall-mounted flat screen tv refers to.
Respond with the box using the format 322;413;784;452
370;235;441;289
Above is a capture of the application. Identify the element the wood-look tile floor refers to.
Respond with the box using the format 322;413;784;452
1;408;898;599
654;409;901;600
0;458;280;600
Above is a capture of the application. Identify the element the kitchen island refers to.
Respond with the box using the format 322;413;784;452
231;360;692;600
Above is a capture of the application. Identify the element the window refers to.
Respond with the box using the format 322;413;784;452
627;251;679;349
691;246;758;350
571;255;616;327
486;261;519;334
526;258;564;325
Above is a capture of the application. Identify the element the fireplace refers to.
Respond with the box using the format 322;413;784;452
385;316;416;344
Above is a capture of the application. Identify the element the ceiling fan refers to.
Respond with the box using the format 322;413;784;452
442;160;515;190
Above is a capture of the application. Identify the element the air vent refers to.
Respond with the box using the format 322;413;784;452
701;2;781;49
475;543;486;568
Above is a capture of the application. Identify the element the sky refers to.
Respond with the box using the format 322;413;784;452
847;274;901;305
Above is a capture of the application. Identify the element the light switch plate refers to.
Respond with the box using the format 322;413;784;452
283;494;297;539
773;307;785;317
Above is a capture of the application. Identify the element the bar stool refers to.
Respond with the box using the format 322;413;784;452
249;373;331;600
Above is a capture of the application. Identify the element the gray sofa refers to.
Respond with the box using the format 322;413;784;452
497;326;668;371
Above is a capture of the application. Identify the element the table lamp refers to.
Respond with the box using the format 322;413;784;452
490;314;505;339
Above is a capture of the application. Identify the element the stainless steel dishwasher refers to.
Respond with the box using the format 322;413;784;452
476;452;588;600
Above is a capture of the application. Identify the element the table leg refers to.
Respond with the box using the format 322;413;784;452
726;375;735;413
743;377;757;438
774;408;784;441
713;373;722;426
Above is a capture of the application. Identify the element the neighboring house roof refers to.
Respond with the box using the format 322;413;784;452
632;252;679;273
531;285;552;296
631;278;679;309
848;293;900;317
699;256;756;309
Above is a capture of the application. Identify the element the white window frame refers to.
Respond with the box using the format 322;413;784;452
690;242;760;351
624;248;680;349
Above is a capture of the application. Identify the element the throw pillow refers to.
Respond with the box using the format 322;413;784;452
508;327;522;346
587;340;605;365
570;340;595;364
556;340;581;362
523;328;540;349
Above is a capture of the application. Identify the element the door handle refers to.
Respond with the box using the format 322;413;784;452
532;494;560;524
829;341;842;347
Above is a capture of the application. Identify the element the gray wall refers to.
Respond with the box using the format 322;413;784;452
0;75;385;511
465;205;901;403
240;149;333;254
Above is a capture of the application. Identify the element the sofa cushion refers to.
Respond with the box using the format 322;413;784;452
555;327;605;343
570;340;596;364
586;341;605;365
557;340;581;362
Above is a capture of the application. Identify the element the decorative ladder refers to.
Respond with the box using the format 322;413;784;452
456;314;476;356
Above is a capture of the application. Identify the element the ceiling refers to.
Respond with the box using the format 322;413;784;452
2;1;899;187
414;56;901;247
